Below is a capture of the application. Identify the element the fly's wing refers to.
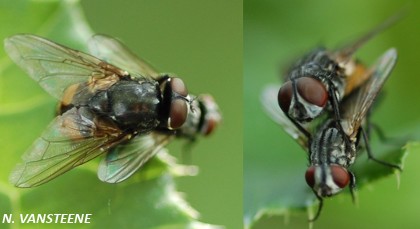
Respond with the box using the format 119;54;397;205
333;12;403;63
97;133;172;183
261;84;309;149
88;34;160;78
9;107;127;187
4;34;130;100
341;48;397;138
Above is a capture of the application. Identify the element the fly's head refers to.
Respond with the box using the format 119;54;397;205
278;76;328;122
197;94;221;136
177;94;221;138
305;164;350;197
306;124;354;197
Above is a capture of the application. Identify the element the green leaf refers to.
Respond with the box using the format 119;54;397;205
0;1;220;228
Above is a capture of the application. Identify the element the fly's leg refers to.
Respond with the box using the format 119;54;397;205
366;110;400;144
349;171;357;204
289;78;312;139
368;122;391;142
365;91;400;143
328;84;352;150
309;192;324;222
181;139;195;164
360;127;402;171
365;99;385;141
288;114;312;140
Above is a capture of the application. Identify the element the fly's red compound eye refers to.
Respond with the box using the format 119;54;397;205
296;76;328;107
278;81;293;113
168;77;188;129
170;77;188;97
305;166;316;188
169;99;187;129
330;165;350;188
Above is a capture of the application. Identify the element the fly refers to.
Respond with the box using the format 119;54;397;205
262;48;401;221
5;34;220;187
277;13;403;148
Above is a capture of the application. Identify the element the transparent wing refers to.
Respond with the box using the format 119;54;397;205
341;48;397;137
9;107;126;187
88;34;160;78
261;84;309;149
333;12;402;63
97;133;172;183
4;34;128;100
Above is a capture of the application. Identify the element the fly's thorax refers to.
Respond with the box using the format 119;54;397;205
321;57;346;101
87;79;161;131
284;47;329;76
310;121;356;168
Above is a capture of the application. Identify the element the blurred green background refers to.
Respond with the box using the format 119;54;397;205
244;0;420;228
0;0;242;228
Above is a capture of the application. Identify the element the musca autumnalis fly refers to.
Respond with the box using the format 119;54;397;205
262;47;401;221
5;34;221;187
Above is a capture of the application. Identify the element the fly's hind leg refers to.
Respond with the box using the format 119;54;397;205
360;127;402;171
366;111;402;145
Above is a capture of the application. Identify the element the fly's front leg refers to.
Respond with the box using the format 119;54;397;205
349;171;357;204
328;84;352;150
287;114;311;140
309;192;324;222
288;78;313;139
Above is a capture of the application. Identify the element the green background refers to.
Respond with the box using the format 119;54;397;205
0;0;242;228
244;0;420;228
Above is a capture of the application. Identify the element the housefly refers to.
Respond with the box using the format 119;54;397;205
86;35;221;138
262;48;401;221
5;34;220;187
277;14;402;144
97;94;221;184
